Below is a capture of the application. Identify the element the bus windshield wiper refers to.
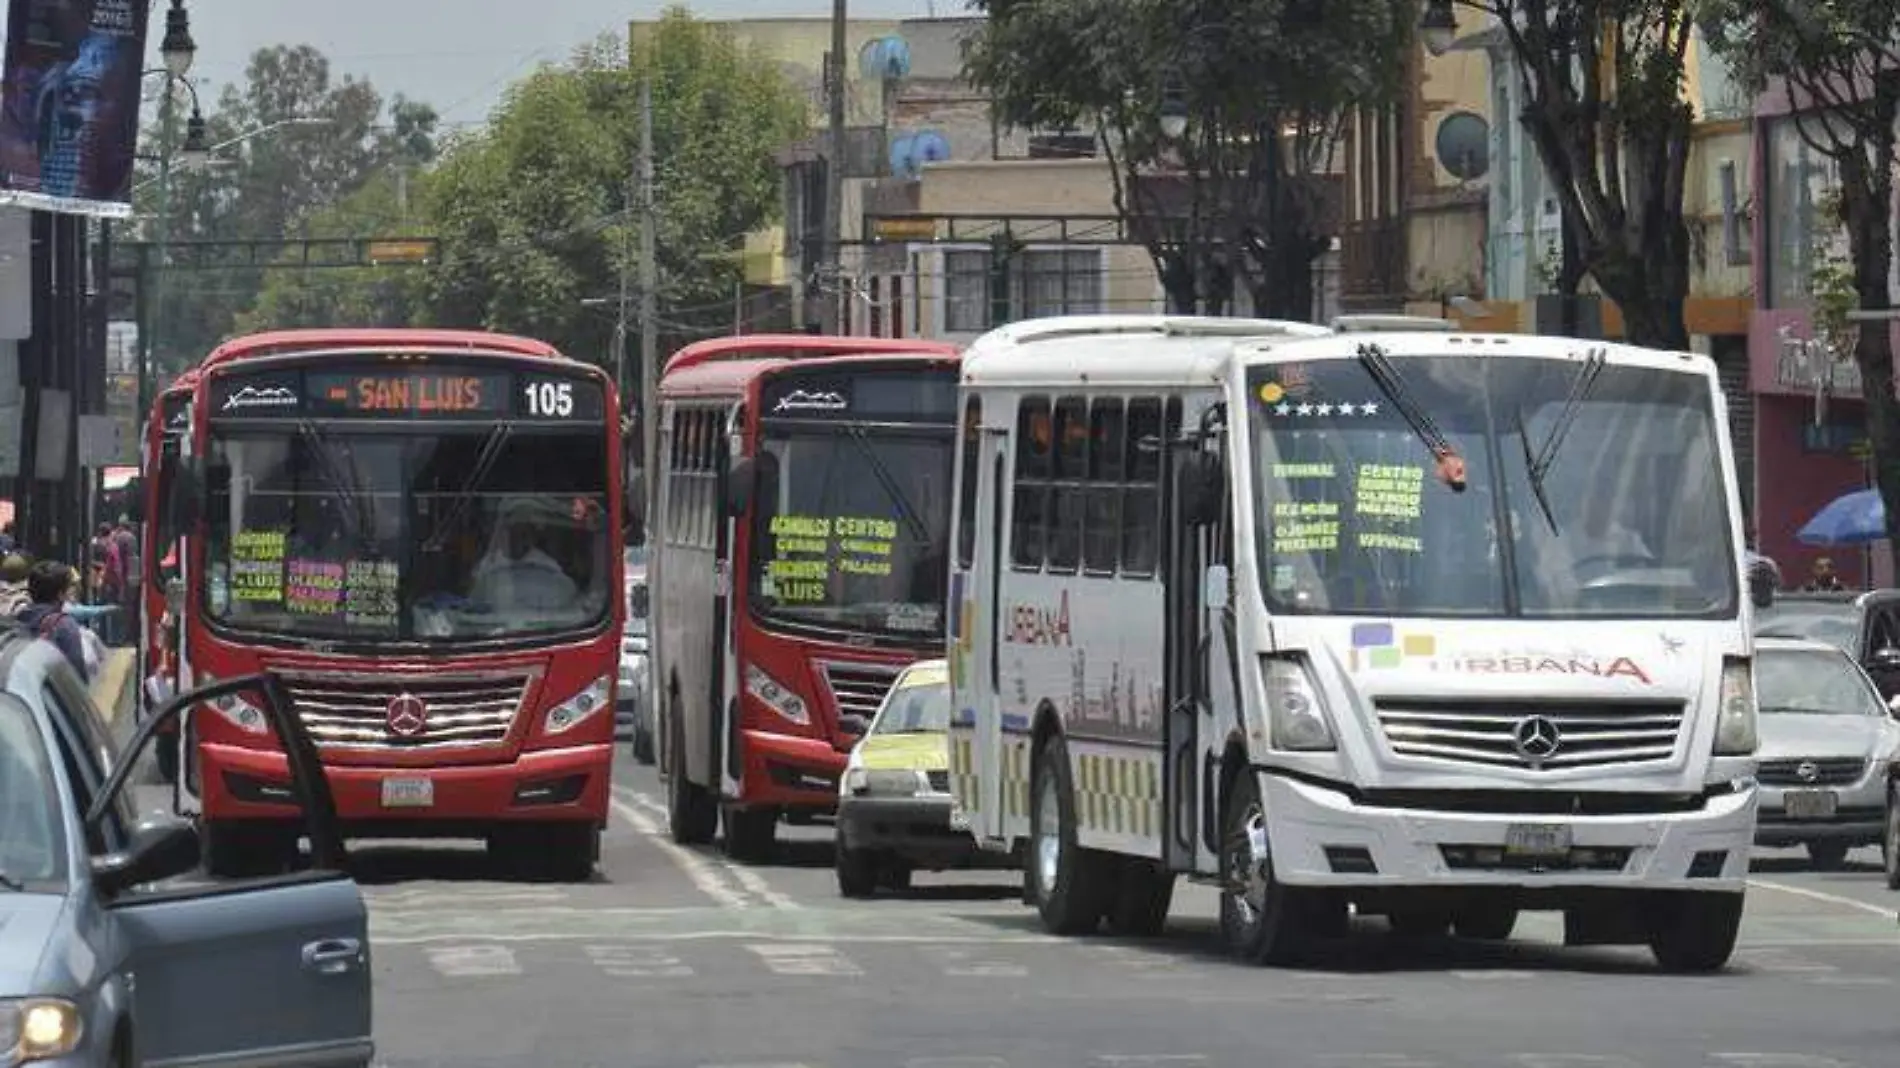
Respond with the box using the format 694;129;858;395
424;424;514;551
297;419;374;548
1514;409;1560;534
0;868;23;892
1523;346;1607;514
841;424;931;544
1354;342;1467;491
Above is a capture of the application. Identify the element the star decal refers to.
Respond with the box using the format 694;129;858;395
1296;403;1314;416
1275;402;1292;416
1316;403;1335;416
1360;401;1379;415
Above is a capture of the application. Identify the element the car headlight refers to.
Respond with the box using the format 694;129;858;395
839;766;927;797
745;664;809;726
0;997;84;1064
1263;655;1336;752
545;674;613;734
1713;657;1757;756
196;673;268;735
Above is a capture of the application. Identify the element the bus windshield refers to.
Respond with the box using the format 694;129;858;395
203;427;612;644
747;427;953;641
1245;354;1737;619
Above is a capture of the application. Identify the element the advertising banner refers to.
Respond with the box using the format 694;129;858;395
0;0;151;218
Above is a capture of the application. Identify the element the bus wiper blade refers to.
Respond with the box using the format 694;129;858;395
0;868;24;892
1527;346;1607;488
424;424;514;551
298;419;373;547
1354;342;1467;491
1515;408;1560;534
842;424;931;544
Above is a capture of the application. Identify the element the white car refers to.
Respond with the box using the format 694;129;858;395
620;546;654;763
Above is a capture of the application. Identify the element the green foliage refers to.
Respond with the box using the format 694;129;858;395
1809;187;1859;363
963;0;1408;315
420;10;806;365
238;169;435;333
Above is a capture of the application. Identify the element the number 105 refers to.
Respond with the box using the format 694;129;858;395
525;381;575;417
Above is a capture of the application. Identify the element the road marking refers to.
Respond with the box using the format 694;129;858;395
1451;970;1539;981
1807;974;1893;986
609;794;754;910
745;942;863;976
584;943;693;977
1094;1057;1208;1066
908;1059;1009;1068
1740;949;1837;974
619;788;801;910
422;944;521;977
1308;1058;1443;1067
1712;1057;1858;1068
1511;1057;1643;1068
365;887;568;907
1747;878;1900;921
919;945;1029;977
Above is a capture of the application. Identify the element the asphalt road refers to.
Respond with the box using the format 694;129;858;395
334;749;1900;1068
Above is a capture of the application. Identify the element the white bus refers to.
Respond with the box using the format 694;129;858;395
946;316;1758;972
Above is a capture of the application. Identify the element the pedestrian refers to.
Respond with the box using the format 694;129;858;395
0;521;14;555
0;554;29;616
1802;556;1846;592
14;560;89;679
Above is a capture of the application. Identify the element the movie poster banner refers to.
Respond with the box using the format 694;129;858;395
0;0;151;218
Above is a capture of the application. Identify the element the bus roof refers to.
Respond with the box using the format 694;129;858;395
661;334;958;398
960;314;1328;390
1232;330;1719;377
198;328;564;376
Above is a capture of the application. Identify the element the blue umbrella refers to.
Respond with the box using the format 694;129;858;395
1796;488;1888;546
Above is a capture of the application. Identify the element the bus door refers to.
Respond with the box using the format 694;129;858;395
970;423;1011;843
1163;404;1233;874
716;405;743;800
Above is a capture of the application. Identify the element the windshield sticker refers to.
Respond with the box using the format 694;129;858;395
884;603;940;633
286;558;346;616
344;560;400;626
1353;463;1425;553
230;530;287;603
1347;623;1652;683
1271;500;1341;553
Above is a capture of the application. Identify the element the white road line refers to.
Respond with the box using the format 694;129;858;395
1747;878;1900;922
919;945;1029;977
618;788;802;910
1093;1057;1208;1066
608;795;754;910
422;944;521;977
584;943;693;977
908;1059;1010;1068
373;929;1060;946
1511;1056;1643;1068
1712;1056;1858;1068
745;942;864;976
1451;970;1539;981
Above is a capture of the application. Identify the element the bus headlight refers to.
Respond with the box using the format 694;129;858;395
545;675;613;734
1713;657;1757;756
197;674;268;735
0;997;84;1063
745;665;809;726
1263;655;1336;752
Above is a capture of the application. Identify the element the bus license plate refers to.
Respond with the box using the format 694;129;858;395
381;777;434;808
1504;823;1571;858
1784;790;1838;820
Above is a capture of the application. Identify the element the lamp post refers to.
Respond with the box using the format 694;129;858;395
136;0;208;424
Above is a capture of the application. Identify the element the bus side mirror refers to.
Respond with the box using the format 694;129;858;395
725;457;757;517
1180;454;1224;527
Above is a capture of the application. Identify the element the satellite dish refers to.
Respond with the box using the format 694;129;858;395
858;36;911;81
912;130;950;166
889;134;918;178
1435;111;1490;182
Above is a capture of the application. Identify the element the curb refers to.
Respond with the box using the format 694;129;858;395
91;648;137;723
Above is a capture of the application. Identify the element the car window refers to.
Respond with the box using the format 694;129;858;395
1755;606;1857;652
0;695;68;888
871;676;952;735
1757;648;1883;716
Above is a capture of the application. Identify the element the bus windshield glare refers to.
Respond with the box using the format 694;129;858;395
746;371;956;641
1245;355;1737;619
203;425;612;644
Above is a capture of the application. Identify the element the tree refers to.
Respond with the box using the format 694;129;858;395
237;169;437;333
1701;0;1900;556
963;0;1408;318
1436;0;1698;348
422;10;805;368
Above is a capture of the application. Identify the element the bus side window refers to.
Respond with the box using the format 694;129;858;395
1083;398;1125;574
1012;397;1052;571
1122;397;1164;576
1047;396;1088;574
955;397;982;569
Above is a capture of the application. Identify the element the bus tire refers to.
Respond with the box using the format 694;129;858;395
1029;734;1110;936
722;805;777;862
545;824;600;882
1884;785;1900;890
1104;857;1174;937
1218;772;1318;965
836;845;879;898
202;820;296;879
1647;890;1743;973
666;705;718;845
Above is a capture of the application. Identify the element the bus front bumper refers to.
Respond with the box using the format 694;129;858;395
200;741;614;832
737;727;848;810
1258;770;1756;893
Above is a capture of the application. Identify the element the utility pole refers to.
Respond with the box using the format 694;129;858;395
638;77;660;548
819;0;847;334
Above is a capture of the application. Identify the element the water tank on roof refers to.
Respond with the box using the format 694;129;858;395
889;129;951;179
859;36;911;81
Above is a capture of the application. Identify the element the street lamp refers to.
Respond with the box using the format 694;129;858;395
160;0;196;77
1158;76;1189;141
1419;0;1458;57
180;109;210;168
134;0;199;426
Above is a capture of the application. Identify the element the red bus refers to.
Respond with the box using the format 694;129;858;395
160;328;626;879
137;370;202;785
651;335;960;861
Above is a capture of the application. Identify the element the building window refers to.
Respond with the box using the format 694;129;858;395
1017;250;1104;318
944;250;990;333
1766;115;1842;309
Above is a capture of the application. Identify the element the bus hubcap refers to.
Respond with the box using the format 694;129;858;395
1035;773;1061;890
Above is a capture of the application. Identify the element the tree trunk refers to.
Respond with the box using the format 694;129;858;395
1838;144;1900;576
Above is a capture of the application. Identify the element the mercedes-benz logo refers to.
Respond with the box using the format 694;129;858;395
1796;760;1820;783
386;693;429;738
1512;715;1562;763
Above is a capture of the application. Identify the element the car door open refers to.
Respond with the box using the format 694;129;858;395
86;673;374;1068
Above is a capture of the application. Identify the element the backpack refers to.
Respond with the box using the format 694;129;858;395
36;610;66;639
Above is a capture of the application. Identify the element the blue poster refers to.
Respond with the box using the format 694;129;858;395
0;0;151;218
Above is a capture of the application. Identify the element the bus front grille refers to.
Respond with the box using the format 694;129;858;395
1374;698;1686;770
279;672;532;750
819;660;902;726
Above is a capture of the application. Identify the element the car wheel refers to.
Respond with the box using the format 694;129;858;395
1885;786;1900;890
489;823;598;882
836;845;879;898
1807;840;1850;870
1647;890;1743;973
878;857;913;894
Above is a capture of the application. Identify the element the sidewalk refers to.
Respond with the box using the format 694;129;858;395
91;647;136;724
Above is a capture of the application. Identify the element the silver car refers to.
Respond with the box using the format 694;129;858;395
0;627;373;1066
619;545;654;763
1753;636;1900;868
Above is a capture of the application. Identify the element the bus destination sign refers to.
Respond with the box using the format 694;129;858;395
211;364;605;422
306;370;509;415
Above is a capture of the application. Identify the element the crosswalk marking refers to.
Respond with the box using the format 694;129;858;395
422;944;520;977
919;945;1029;977
1512;1057;1644;1068
1309;1058;1445;1067
744;943;863;976
907;1059;1010;1068
1712;1057;1858;1068
584;943;692;977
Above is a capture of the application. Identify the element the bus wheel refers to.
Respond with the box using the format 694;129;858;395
722;805;777;863
878;858;913;894
490;824;598;882
1884;785;1900;890
1029;734;1110;935
666;709;718;845
203;820;296;879
1218;773;1322;965
1105;857;1174;937
836;845;879;898
1646;891;1743;973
